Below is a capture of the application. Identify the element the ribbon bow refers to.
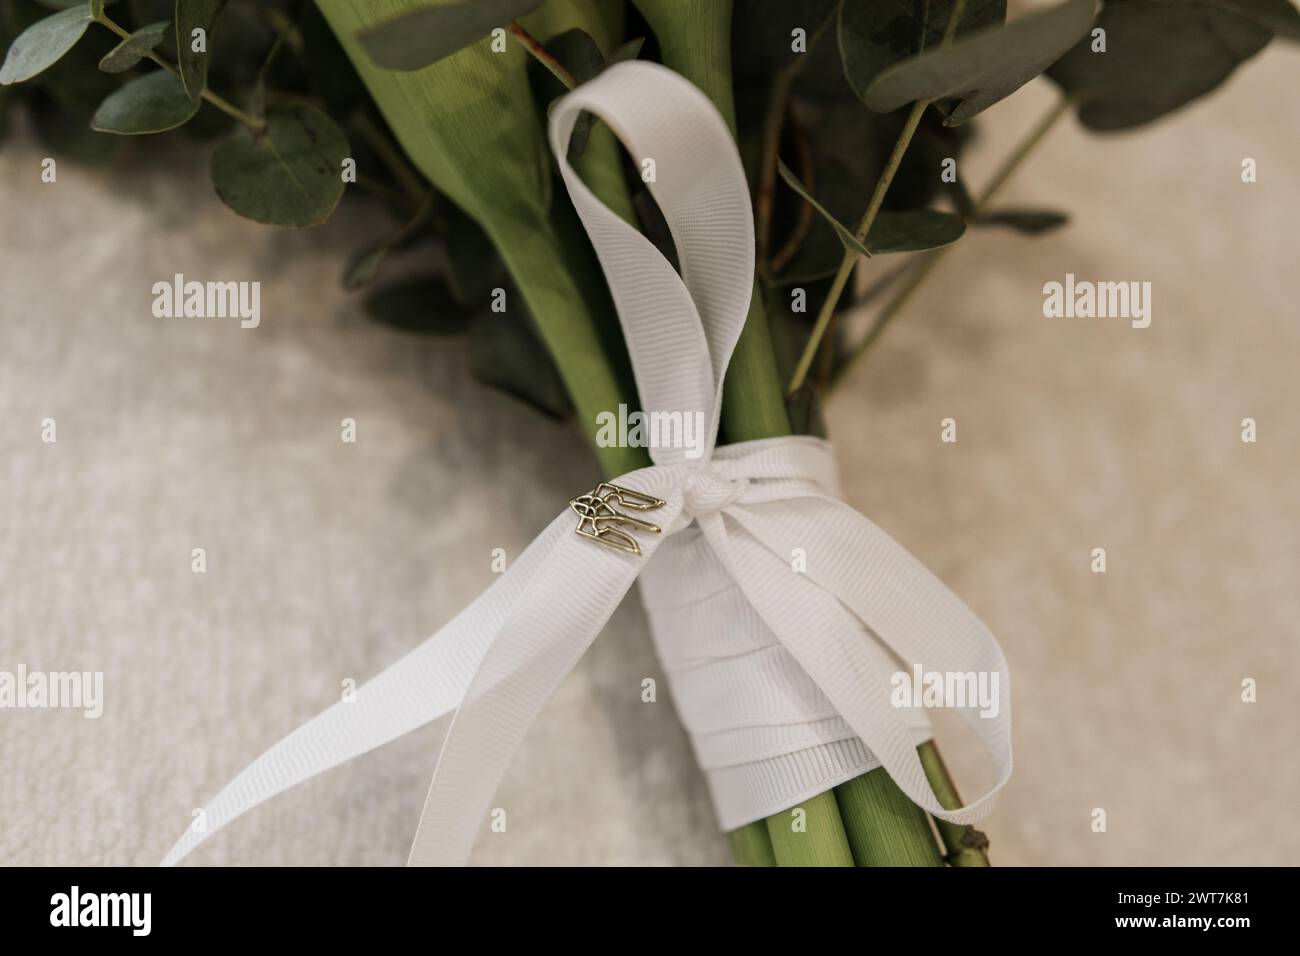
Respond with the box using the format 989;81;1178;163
163;61;1010;867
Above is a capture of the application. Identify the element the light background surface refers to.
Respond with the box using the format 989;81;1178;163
0;48;1296;865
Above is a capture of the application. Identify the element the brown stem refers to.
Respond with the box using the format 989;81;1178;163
508;21;578;90
768;114;816;277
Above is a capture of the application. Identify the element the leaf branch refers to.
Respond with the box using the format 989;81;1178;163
786;0;969;396
93;8;265;131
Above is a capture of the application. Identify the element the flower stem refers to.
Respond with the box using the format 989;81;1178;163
94;11;266;131
727;820;776;866
765;790;855;866
832;93;1073;387
835;767;944;866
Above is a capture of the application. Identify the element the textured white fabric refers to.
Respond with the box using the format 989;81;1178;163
161;61;1011;868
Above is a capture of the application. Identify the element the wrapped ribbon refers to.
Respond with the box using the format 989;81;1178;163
163;61;1010;867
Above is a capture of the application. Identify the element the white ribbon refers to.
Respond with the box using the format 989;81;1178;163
162;61;1010;867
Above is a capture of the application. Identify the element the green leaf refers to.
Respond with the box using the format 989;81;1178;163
343;244;391;291
609;36;645;64
1168;0;1300;40
210;104;349;226
471;307;573;419
363;277;475;334
863;0;1097;125
98;20;168;73
535;28;604;158
358;0;544;71
1049;1;1272;130
91;68;200;133
0;4;93;85
977;208;1069;235
777;157;871;257
839;0;1006;103
343;194;435;290
175;0;227;101
867;209;966;253
444;204;506;309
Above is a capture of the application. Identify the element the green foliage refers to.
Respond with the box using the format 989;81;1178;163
838;0;1006;104
97;20;168;73
363;276;476;334
0;3;93;85
1049;0;1275;130
358;0;545;71
862;0;1097;124
777;156;871;257
210;104;350;226
91;67;198;132
175;0;226;100
470;305;575;419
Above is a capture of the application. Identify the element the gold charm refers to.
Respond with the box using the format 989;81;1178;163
570;482;667;555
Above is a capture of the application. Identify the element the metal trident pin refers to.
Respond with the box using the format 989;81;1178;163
569;482;667;555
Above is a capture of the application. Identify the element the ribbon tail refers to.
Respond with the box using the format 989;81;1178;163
706;505;1013;826
160;511;574;866
406;491;684;866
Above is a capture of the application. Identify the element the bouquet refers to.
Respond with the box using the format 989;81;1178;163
5;0;1294;866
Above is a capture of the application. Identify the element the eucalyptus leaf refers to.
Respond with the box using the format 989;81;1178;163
91;68;200;133
343;194;435;289
777;157;871;257
977;209;1069;234
98;20;168;74
471;308;573;420
363;277;475;334
0;4;93;85
839;0;1006;103
863;0;1096;125
175;0;226;101
343;244;390;291
210;104;349;226
1048;1;1272;130
1164;0;1300;40
867;209;966;253
358;0;544;71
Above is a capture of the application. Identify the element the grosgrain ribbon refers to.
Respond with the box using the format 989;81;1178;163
162;61;1011;867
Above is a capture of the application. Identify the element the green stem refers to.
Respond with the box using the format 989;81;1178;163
919;740;990;866
765;790;855;866
835;768;944;867
93;12;267;131
633;0;790;444
785;96;928;394
832;93;1072;387
786;0;968;395
728;820;777;867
